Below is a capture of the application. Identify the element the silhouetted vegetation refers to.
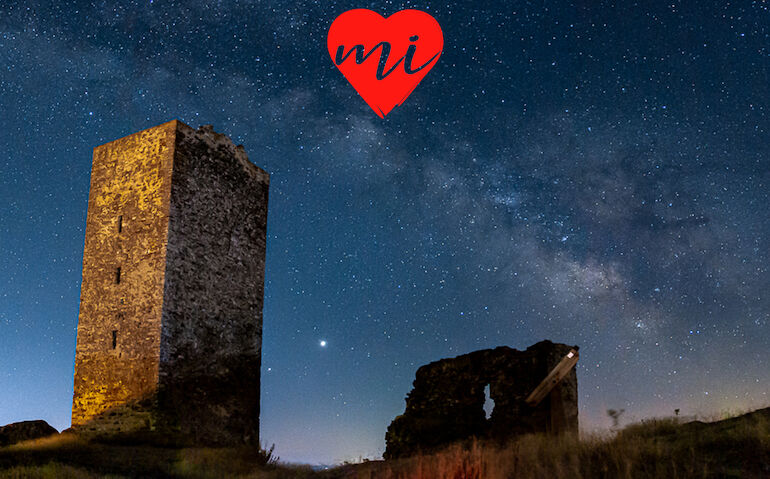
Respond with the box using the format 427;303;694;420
607;408;625;428
336;406;770;479
1;407;768;478
255;442;279;467
0;434;311;478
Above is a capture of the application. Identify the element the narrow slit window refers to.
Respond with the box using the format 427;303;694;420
111;330;117;349
115;267;121;284
117;215;123;233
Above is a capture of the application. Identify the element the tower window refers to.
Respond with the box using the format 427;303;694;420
115;267;121;284
111;330;117;349
117;215;123;233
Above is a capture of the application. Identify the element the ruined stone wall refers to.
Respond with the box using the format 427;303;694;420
157;123;269;445
72;121;268;445
72;121;176;433
384;341;578;459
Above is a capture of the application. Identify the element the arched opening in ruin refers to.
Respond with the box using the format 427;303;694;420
483;384;495;419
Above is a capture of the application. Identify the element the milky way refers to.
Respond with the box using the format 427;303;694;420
0;1;768;464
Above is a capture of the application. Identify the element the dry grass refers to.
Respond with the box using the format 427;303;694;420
335;407;770;479
0;434;316;478
1;408;768;478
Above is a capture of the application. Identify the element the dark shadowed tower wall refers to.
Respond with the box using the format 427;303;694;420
71;120;269;445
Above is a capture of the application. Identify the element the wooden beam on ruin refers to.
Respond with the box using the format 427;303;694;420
525;348;580;407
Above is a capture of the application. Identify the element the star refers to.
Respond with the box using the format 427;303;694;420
0;0;766;467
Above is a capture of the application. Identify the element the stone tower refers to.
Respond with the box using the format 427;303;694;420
71;120;269;445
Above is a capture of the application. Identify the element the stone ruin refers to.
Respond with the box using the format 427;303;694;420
384;340;578;459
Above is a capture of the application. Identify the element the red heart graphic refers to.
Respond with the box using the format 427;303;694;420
327;9;443;118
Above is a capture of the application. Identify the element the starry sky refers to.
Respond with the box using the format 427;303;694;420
1;0;768;465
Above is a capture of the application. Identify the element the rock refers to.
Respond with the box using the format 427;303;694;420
384;340;579;459
0;420;59;447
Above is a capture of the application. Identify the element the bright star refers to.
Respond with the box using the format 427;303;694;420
320;340;327;347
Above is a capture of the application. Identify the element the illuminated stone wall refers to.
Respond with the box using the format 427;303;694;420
71;121;268;445
72;121;176;432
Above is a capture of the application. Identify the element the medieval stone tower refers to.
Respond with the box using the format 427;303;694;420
71;120;269;445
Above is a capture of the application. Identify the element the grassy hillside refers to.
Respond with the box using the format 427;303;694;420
1;407;768;478
335;407;770;479
0;434;314;478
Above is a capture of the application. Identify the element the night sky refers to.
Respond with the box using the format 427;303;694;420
1;0;768;465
